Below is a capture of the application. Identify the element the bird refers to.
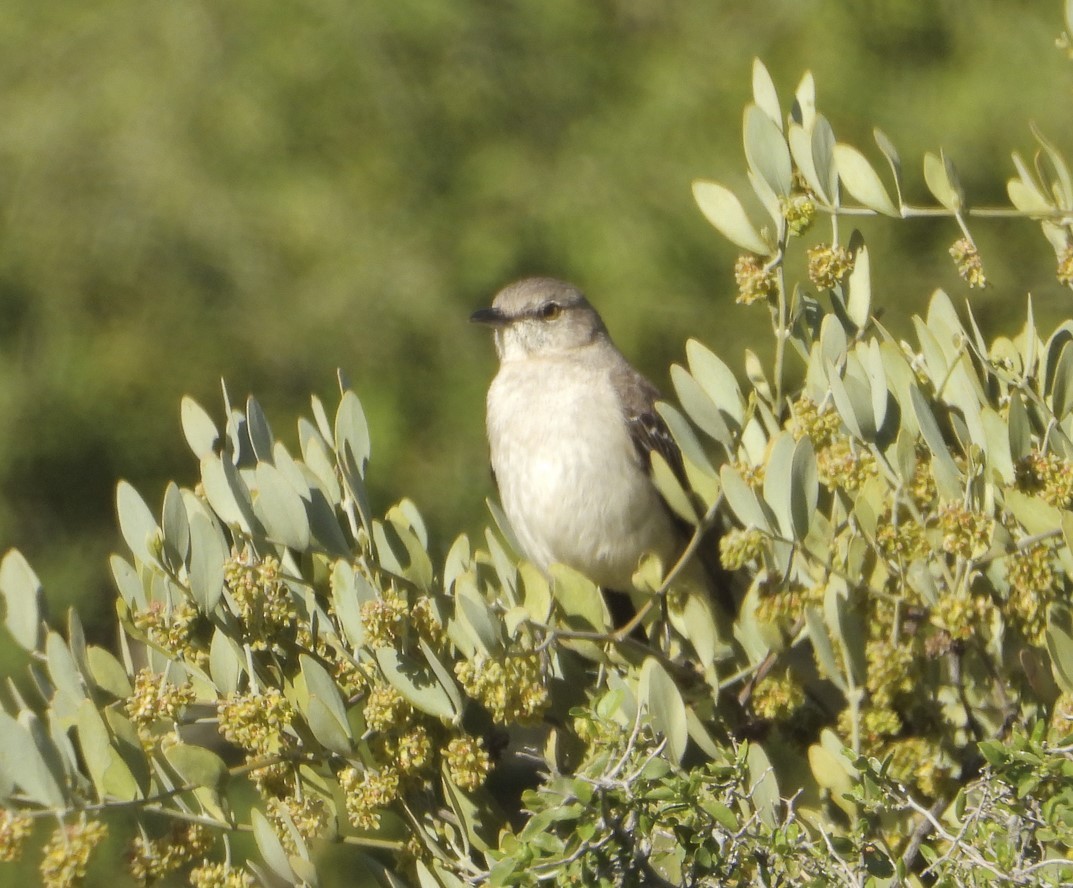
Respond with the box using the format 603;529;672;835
470;277;730;638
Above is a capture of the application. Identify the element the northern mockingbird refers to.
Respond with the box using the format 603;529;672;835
471;277;727;614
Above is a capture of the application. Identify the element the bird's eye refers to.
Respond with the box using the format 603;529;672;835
540;302;562;320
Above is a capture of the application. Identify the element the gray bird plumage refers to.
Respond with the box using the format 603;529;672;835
471;277;714;598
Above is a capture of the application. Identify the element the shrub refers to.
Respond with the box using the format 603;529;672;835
3;10;1073;888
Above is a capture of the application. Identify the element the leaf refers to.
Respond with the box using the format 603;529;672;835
873;128;902;202
300;654;352;753
909;386;961;499
845;243;871;329
923;150;963;212
805;607;846;693
1052;342;1073;420
744;104;792;199
1008;394;1032;461
720;464;770;532
691;180;770;255
670;366;733;451
791;70;815;129
77;699;140;802
330;561;366;649
640;658;688;764
252;807;297;883
746;742;780;827
419;637;464;723
376;647;459;721
827;360;875;441
47;631;86;709
810;115;838;204
1046;605;1073;696
159;482;191;571
809;742;854;807
834;144;899;216
454;576;504;652
763;432;798;539
1032;123;1073;209
110;554;146;609
253;461;311;551
245;396;274;463
1005;489;1062;538
650;451;699;524
188;511;227;612
0;711;66;807
686;339;745;425
0;549;43;651
181;396;219;458
550;563;610;635
790;437;818;540
334;388;372;527
199;455;260;534
209;628;243;695
117;480;160;566
751;58;782;130
87;645;133;699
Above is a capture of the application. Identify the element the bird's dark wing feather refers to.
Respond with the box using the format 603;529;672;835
612;364;688;485
613;362;735;614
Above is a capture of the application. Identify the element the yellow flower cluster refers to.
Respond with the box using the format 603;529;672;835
128;823;214;886
718;528;767;571
806;243;854;290
455;652;548;724
360;594;409;648
781;195;816;237
444;736;492;791
133;600;200;662
409;596;445;645
864;639;917;710
874;512;929;564
933;588;993;641
755;582;824;626
885;736;946;798
389;726;434;775
224;548;297;651
1006;542;1057;644
1057;244;1073;287
0;810;33;862
948;238;987;289
750;667;805;720
817;438;876;493
363;683;413;734
733;255;778;305
938;502;993;560
189;862;255;888
268;794;330;851
126;669;197;744
340;766;400;831
908;453;938;509
1015;450;1073;509
218;687;294;757
40;820;108;888
789;397;842;450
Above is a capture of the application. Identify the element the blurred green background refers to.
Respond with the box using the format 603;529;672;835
1;0;1071;650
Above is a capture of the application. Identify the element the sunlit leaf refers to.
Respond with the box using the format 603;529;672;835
0;549;44;651
834;144;899;216
640;658;688;764
691;180;771;255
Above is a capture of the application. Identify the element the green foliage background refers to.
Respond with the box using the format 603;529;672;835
1;2;1071;661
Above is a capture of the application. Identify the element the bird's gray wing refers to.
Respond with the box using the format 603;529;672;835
612;363;689;487
613;361;735;613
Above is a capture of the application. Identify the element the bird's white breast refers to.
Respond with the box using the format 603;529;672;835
486;353;676;590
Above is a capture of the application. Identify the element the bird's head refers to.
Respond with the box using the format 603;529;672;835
470;277;607;361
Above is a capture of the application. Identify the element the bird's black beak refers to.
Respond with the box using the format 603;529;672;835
470;306;508;326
